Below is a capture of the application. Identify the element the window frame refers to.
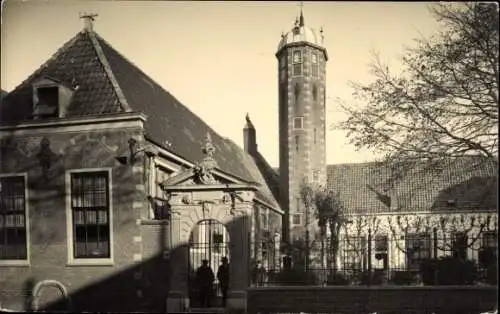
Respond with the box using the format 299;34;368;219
33;82;61;119
452;231;468;260
311;52;319;77
342;235;367;272
293;117;304;130
0;173;30;266
292;213;301;226
65;168;114;266
292;50;303;76
153;163;173;220
405;232;431;270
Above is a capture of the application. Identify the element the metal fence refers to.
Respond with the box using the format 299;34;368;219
251;230;498;286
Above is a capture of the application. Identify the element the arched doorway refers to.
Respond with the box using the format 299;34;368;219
188;219;230;308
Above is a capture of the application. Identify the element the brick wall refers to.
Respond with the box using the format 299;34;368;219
0;125;151;312
139;221;171;311
247;286;498;314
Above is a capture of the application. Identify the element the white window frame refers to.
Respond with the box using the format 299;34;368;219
0;173;30;266
293;117;304;130
65;168;114;266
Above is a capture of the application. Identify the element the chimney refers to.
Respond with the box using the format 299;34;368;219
243;113;257;155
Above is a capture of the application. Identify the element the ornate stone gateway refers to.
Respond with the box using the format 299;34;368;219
188;219;230;308
163;132;255;313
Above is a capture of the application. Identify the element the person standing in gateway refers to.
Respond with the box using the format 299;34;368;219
196;259;215;308
217;257;229;307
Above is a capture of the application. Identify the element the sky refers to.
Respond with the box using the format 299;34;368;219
1;0;442;167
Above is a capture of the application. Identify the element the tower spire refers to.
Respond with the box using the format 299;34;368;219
299;2;304;26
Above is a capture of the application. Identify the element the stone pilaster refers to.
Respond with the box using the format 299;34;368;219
227;201;253;313
166;209;189;312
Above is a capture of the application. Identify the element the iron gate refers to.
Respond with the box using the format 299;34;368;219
188;219;230;308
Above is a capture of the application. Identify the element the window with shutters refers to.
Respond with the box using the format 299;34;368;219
0;174;28;264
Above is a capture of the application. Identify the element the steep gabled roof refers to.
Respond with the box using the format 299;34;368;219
1;31;125;121
0;28;279;209
327;156;498;214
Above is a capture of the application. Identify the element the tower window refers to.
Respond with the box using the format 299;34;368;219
293;117;304;129
313;84;318;101
295;135;300;152
313;170;320;182
292;214;301;225
293;50;302;76
314;128;317;144
312;53;319;78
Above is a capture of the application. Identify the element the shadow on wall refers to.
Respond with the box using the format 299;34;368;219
0;131;159;312
38;215;248;312
431;176;498;211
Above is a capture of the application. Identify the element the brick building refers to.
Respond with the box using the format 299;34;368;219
0;16;281;312
0;9;497;314
273;11;497;280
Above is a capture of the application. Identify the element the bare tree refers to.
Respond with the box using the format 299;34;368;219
298;178;315;271
336;3;498;165
313;185;348;272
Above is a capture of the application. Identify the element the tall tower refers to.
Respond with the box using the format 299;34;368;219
276;10;328;242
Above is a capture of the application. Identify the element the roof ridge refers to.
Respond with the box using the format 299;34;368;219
3;32;84;99
87;30;132;113
93;33;230;147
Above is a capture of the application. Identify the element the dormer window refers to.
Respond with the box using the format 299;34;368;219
34;86;59;118
32;77;74;120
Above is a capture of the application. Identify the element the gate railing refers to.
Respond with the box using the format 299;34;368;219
250;231;498;286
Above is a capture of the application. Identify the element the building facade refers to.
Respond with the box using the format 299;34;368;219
0;8;497;314
273;12;498;285
0;17;282;312
276;11;328;242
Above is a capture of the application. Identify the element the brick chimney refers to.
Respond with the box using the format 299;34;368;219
243;113;257;155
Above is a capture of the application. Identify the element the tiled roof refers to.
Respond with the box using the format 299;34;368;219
326;156;498;214
0;31;124;121
0;29;279;209
251;151;280;202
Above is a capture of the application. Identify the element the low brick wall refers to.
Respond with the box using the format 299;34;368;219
247;286;498;314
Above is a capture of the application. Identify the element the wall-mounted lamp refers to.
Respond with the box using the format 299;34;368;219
115;138;157;165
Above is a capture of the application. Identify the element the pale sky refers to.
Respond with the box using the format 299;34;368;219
1;0;441;167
